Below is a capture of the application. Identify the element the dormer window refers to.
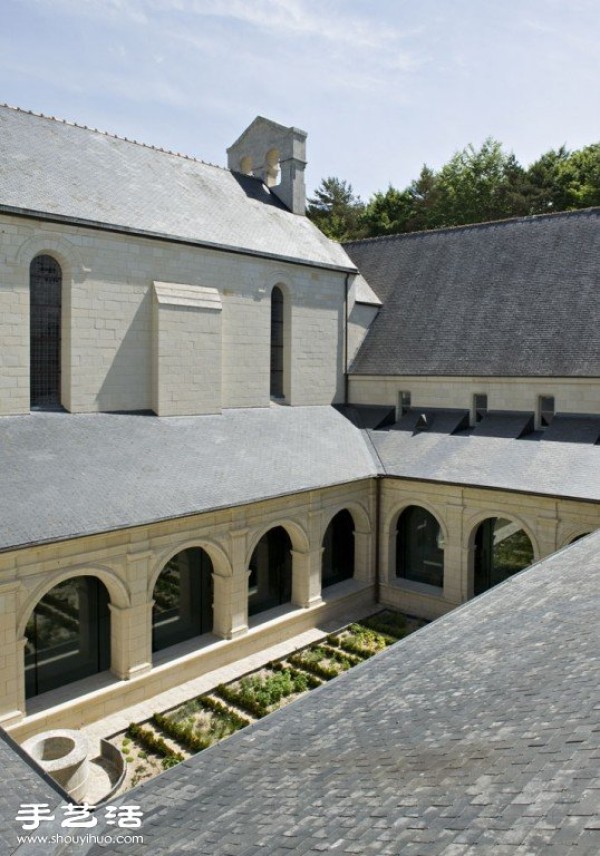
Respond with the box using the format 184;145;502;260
539;395;555;428
473;393;487;424
398;390;411;417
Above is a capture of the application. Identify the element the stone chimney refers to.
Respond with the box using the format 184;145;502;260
227;116;307;215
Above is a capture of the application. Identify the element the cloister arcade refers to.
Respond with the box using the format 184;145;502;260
2;479;598;736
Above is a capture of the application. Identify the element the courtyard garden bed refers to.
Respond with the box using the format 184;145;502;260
109;609;427;794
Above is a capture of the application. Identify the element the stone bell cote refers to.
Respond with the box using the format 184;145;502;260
227;116;307;215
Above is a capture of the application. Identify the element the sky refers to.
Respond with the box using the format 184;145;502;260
1;0;599;200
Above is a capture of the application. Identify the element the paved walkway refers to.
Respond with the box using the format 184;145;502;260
81;602;371;751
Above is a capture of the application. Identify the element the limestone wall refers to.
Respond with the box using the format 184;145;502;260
349;375;600;419
0;214;346;415
0;479;376;732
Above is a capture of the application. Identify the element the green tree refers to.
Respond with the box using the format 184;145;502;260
434;138;521;226
306;177;366;241
555;143;600;209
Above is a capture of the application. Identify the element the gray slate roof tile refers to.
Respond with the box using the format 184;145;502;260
0;105;354;271
345;209;600;377
367;422;600;500
0;407;377;552
33;529;599;856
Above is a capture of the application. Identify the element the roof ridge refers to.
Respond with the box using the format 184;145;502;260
0;102;230;172
344;206;600;247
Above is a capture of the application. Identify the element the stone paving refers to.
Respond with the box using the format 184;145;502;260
81;601;372;755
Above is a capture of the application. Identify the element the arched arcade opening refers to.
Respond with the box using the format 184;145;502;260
248;526;292;617
152;548;214;652
25;576;110;699
322;509;355;588
473;517;534;595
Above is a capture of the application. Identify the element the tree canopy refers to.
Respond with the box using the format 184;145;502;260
307;140;600;241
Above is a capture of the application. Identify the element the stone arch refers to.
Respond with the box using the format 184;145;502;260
15;233;85;283
393;503;447;589
319;501;371;543
385;499;448;585
148;538;232;600
239;155;253;175
467;511;537;597
21;570;119;700
559;528;594;549
265;147;280;186
465;509;540;561
18;565;130;639
246;518;310;567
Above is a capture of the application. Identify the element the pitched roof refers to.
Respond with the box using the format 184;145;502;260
367;415;600;501
0;105;354;271
0;407;376;552
345;209;600;376
53;530;600;855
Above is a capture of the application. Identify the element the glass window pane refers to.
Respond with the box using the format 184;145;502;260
396;506;444;588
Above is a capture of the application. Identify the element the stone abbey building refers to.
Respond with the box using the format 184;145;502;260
0;104;599;741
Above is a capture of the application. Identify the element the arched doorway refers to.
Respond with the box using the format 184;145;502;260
270;286;284;399
396;506;444;588
30;254;62;409
25;576;110;699
474;518;534;595
322;510;355;588
248;526;292;616
152;548;213;652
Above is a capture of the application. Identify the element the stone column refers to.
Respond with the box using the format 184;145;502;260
109;603;153;680
0;582;25;725
442;501;466;605
353;526;374;583
535;511;559;560
291;548;323;608
213;529;249;639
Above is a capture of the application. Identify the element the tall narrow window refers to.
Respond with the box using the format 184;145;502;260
270;286;284;399
30;255;62;409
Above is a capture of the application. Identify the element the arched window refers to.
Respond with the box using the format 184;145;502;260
25;576;110;699
270;286;285;399
30;254;62;409
248;526;292;616
322;510;355;588
396;506;444;588
474;518;533;595
152;548;213;652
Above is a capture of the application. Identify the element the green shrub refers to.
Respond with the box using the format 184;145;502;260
152;712;210;753
360;611;408;639
126;722;184;763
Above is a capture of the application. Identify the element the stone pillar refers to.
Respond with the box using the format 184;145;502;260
109;603;152;680
291;548;323;608
535;512;559;560
442;501;466;605
213;529;249;639
0;583;25;725
353;527;373;583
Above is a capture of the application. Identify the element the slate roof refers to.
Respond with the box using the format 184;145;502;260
0;407;376;552
367;416;600;502
0;105;354;271
0;729;66;855
28;529;597;856
345;209;600;376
